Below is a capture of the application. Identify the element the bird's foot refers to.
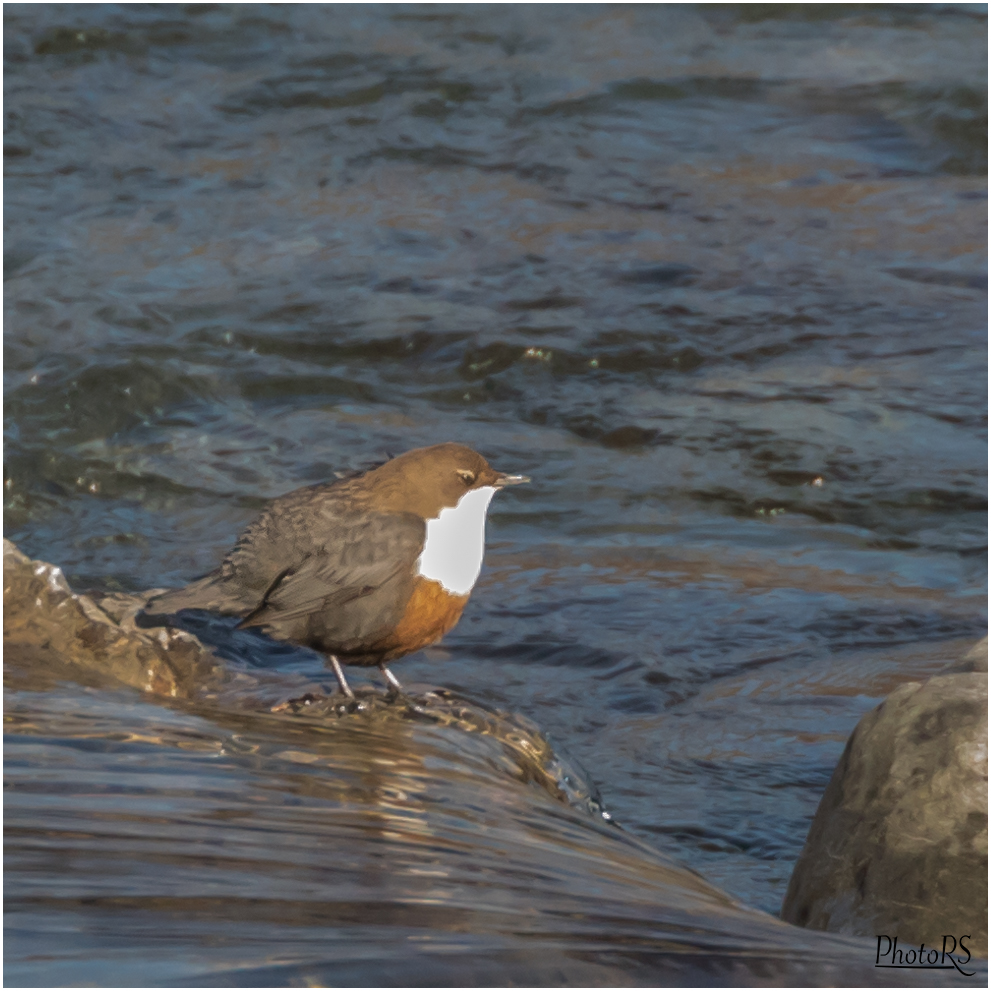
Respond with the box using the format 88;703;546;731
271;687;368;716
271;691;327;714
368;681;424;714
342;694;369;714
378;663;418;708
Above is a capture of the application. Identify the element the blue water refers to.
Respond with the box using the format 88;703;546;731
4;3;986;985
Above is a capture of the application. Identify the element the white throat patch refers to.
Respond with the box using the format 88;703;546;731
416;485;497;595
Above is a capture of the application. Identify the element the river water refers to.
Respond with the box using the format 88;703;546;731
4;3;987;985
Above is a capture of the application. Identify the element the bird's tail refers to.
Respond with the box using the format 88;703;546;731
141;574;250;622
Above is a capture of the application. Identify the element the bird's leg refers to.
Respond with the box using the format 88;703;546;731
379;663;404;696
328;654;355;699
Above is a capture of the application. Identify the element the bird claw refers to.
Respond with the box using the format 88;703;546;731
271;691;323;713
396;694;433;718
271;685;426;717
381;684;419;710
272;688;365;715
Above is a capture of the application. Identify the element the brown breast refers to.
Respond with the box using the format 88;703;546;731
371;576;469;662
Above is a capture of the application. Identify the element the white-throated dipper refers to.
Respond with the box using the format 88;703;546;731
143;443;529;697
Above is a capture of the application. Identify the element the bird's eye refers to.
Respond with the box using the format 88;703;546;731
456;469;476;485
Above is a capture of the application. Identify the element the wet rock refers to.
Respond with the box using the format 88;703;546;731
272;686;612;821
3;539;218;698
782;637;988;957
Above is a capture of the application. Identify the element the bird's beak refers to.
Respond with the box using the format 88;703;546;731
494;472;530;487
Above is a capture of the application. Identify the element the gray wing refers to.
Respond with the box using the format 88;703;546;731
236;511;426;646
145;483;425;646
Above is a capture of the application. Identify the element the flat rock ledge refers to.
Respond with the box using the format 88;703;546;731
3;538;218;698
782;637;988;958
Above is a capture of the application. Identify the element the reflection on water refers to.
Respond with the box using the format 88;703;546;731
4;3;987;985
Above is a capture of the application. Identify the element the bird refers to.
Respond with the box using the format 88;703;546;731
142;443;529;699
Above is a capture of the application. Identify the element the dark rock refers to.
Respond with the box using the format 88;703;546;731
782;638;988;957
3;539;218;699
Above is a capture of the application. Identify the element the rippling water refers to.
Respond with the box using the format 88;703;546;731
4;3;987;985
